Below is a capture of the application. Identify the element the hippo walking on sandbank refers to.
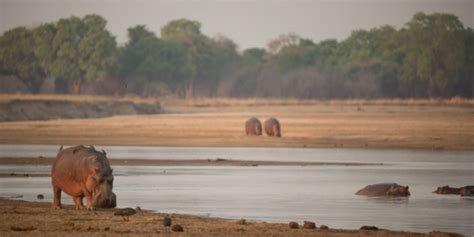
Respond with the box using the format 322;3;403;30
264;118;281;137
356;183;410;197
245;117;262;136
51;145;116;210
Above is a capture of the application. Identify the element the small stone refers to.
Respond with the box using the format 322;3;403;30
360;225;378;230
63;222;74;227
171;224;184;232
237;219;246;225
320;224;329;230
303;221;316;229
289;221;299;229
37;194;44;200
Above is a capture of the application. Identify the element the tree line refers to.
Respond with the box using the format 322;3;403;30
0;12;472;98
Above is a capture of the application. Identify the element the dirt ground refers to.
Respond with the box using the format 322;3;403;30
0;102;472;150
0;199;461;237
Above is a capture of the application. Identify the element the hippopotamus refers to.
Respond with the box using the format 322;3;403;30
432;185;461;195
245;117;262;136
460;186;474;196
51;145;116;210
264;118;281;137
355;183;410;197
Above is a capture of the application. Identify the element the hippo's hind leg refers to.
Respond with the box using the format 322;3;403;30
73;196;84;210
53;185;62;209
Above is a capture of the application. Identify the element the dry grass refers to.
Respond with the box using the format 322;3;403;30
0;93;156;104
1;94;473;107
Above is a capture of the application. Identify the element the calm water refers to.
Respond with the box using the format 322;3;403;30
0;145;473;236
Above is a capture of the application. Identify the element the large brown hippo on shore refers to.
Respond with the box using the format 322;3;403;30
356;183;410;197
245;117;262;136
52;145;116;210
264;118;281;137
460;186;474;196
432;186;461;195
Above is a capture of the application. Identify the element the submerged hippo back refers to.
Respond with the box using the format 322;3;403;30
356;183;410;197
432;186;461;195
460;186;474;196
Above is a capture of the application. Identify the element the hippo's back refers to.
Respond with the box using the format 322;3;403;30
264;118;281;137
356;183;397;196
52;145;110;182
245;117;262;135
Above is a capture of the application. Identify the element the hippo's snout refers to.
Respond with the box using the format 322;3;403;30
93;191;117;208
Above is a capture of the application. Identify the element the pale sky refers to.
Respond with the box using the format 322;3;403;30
1;0;473;50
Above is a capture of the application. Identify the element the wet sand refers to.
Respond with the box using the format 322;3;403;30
0;198;461;237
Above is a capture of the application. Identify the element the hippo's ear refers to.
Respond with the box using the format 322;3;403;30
59;145;63;151
89;145;95;150
405;186;409;190
101;149;107;156
73;148;78;154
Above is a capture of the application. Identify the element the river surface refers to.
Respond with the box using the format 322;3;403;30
0;145;473;236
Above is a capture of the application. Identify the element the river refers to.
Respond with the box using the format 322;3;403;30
0;145;473;236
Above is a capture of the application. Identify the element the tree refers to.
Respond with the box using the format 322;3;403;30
46;15;117;94
400;12;465;97
161;19;214;97
119;25;190;97
0;27;46;93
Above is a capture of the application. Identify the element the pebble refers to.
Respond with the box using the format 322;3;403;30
171;224;184;232
360;225;379;230
320;224;329;230
303;221;316;229
289;221;299;229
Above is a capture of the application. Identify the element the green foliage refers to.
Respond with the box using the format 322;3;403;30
0;12;471;98
119;25;190;96
0;27;45;93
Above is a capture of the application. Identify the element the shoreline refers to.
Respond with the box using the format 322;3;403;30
0;198;461;237
0;157;383;166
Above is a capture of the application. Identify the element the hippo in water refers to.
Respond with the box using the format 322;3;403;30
245;117;262;136
264;118;281;137
356;183;410;197
51;145;116;210
432;185;461;195
460;186;474;196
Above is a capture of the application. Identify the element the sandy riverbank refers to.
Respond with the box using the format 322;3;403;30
0;198;461;237
0;98;473;150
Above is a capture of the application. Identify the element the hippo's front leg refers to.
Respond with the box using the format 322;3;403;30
73;196;84;210
84;192;94;210
81;184;94;211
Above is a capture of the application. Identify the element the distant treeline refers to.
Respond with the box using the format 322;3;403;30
0;12;472;98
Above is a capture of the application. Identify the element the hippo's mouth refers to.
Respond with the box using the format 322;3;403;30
92;192;117;208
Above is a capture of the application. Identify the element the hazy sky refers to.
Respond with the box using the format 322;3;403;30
1;0;473;50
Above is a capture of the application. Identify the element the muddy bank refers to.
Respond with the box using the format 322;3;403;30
0;199;461;237
0;99;161;122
